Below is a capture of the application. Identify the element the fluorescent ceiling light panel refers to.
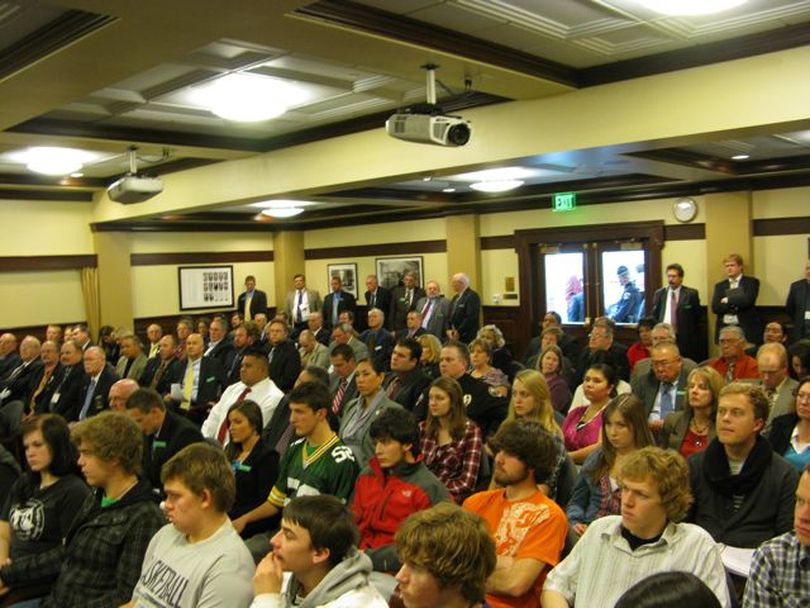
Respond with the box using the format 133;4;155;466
636;0;747;15
250;199;316;209
469;179;524;193
261;207;304;218
8;146;101;176
192;73;311;122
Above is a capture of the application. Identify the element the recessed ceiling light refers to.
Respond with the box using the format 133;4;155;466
191;73;310;122
455;167;534;182
422;176;432;182
250;199;316;209
731;154;750;160
261;207;304;218
636;0;747;16
442;187;456;193
9;147;98;176
469;179;524;193
69;172;84;178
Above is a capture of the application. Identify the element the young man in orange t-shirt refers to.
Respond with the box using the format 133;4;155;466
463;419;567;608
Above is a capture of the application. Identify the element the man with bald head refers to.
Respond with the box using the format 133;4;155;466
307;311;330;346
360;308;394;372
0;336;43;435
167;333;226;424
749;342;798;428
75;345;119;421
447;272;481;344
0;333;20;378
145;323;162;358
140;334;179;395
108;378;140;412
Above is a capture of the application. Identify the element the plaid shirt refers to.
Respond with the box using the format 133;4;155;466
743;530;810;607
43;479;165;608
420;419;482;502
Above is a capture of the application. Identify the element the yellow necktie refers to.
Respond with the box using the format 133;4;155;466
181;361;194;410
244;293;253;321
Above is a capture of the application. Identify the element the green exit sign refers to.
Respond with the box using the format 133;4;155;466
553;192;576;211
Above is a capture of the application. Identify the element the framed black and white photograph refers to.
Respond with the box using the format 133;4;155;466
327;263;358;298
376;256;424;290
178;265;234;310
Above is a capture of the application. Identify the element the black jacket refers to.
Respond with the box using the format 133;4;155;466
237;289;268;319
651;285;703;361
711;275;761;343
268;339;301;392
51;364;88;422
382;369;430;412
143;410;204;492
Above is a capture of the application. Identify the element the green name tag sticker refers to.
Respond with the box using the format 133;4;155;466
153;440;167;449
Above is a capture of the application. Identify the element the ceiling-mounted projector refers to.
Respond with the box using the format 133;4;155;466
385;65;472;147
107;147;164;204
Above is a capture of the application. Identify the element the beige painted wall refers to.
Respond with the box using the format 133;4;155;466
130;231;273;253
0;200;95;256
753;186;810;219
754;235;808;305
0;270;86;327
304;218;445;249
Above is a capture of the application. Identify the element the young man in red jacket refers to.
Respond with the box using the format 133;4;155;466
350;407;449;572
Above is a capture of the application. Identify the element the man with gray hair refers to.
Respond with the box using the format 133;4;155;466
390;271;425;331
631;322;698;381
108;378;140;412
77;345;120;421
415;279;451;339
0;335;43;435
447;272;481;344
115;333;148;383
631;341;694;431
708;325;759;382
360;307;394;371
748;342;798;429
0;333;20;378
330;322;369;363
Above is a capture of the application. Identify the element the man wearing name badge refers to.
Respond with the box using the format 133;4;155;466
447;273;481;345
651;263;703;362
125;387;203;494
285;274;322;341
76;346;119;422
785;259;810;343
140;334;180;395
202;348;284;446
323;275;356;330
390;271;426;332
711;253;761;346
360;308;395;372
365;274;392;330
631;342;693;435
145;323;162;359
415;280;451;340
743;463;810;607
0;335;43;435
238;275;268;322
167;333;226;425
396;310;426;341
50;339;87;421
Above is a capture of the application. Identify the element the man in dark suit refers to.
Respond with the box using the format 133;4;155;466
395;310;427;341
167;333;226;425
75;346;120;421
329;343;358;420
237;275;268;322
307;311;331;346
415;280;451;340
225;321;260;386
631;342;693;434
447;272;481;344
51;339;87;421
203;316;234;369
785;259;810;343
322;275;357;329
365;274;392;329
125;387;203;495
711;253;761;345
0;333;20;379
389;271;426;331
573;320;630;385
360;308;395;372
267;319;301;392
0;336;43;436
30;341;62;415
140;334;180;395
651;263;703;361
285;274;322;339
383;338;430;412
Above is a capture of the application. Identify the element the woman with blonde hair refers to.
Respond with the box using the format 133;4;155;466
659;366;723;458
417;333;442;380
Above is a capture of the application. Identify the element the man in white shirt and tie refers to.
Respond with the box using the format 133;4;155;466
651;263;703;362
285;274;322;340
414;280;450;339
631;342;693;435
390;272;425;332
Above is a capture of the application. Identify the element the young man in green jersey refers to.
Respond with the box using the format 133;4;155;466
234;381;359;562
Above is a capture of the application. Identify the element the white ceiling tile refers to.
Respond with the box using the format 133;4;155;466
351;0;445;14
410;2;509;34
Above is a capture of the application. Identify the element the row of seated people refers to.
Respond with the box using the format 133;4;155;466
1;316;808;606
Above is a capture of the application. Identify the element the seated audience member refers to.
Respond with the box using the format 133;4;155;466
297;329;329;369
329;343;358;419
115;334;148;383
420;376;482;503
568;395;654;538
768;375;810;472
395;310;425;340
41;412;164;608
98;325;119;362
0;334;20;378
307;311;330;346
745;320;789;358
477;325;513;378
0;336;42;435
542;447;731;608
383;338;430;413
708;326;759;382
202;348;283;446
339;357;402;467
417;333;441;380
127;443;255;608
50;340;86;421
494;369;572;504
562;363;618;464
469;338;510;397
226;400;280;539
29;341;61;415
108;378;139;412
0;415;90;603
788;340;810;380
615;572;722;608
659;366;723;458
231;312;244;333
330;322;369;363
227;321;260;386
464;419;567;608
145;323;162;358
251;495;387;608
351;407;449;572
524;313;581;367
631;322;692;381
44;325;62;346
255;313;270;349
537;345;572;415
688;382;799;547
414;343;508;439
631;341;695;435
167;333;227;425
125;387;203;494
573;319;629;385
175;318;193;359
140;334;179;393
360;308;395;372
196;316;210;343
743;463;810;607
626;317;656;375
0;444;19;501
233;383;359;560
751;342;798;428
266;319;300;393
569;350;632;411
393;503;496;608
75;346;120;421
262;366;331;458
203;316;234;368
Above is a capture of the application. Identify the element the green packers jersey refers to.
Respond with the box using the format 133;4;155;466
268;433;358;508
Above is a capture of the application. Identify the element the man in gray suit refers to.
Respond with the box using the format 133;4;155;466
750;342;798;429
298;329;330;369
329;322;369;363
415;280;451;339
631;342;695;435
285;273;322;339
115;334;148;384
